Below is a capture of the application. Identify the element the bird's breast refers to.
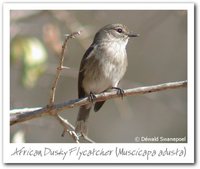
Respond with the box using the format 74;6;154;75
99;41;128;80
82;42;128;94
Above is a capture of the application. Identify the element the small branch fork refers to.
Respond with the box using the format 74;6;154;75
55;114;80;143
55;114;95;143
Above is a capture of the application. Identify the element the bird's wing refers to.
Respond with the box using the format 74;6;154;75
78;45;95;98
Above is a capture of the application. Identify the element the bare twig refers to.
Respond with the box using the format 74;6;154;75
48;31;81;106
55;114;80;143
10;80;187;126
54;114;95;143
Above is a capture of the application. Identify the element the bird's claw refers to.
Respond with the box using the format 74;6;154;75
88;92;96;103
112;87;125;99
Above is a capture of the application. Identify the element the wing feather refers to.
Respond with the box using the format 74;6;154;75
78;45;95;98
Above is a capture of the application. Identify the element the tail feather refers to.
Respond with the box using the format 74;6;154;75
75;105;91;136
94;101;106;112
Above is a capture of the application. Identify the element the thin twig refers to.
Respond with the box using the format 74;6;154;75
48;31;81;106
10;80;187;126
54;114;95;143
55;114;79;143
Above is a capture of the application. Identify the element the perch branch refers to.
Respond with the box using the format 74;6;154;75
10;80;187;126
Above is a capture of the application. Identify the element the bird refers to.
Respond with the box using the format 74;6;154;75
75;23;139;137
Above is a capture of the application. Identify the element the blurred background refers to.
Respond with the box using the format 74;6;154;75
10;10;187;143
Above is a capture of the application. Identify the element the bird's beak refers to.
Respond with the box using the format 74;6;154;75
128;33;140;37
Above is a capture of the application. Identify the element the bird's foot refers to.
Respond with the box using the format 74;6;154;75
112;87;125;99
88;92;96;103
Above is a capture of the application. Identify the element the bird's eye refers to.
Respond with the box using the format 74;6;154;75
117;28;123;33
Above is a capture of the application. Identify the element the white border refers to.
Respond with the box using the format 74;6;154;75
3;2;194;163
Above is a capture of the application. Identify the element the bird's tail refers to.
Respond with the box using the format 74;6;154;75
94;101;106;112
75;105;91;136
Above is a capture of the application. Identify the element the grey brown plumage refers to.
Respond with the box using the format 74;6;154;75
75;23;139;136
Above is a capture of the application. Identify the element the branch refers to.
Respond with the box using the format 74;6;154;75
48;31;81;106
55;114;80;143
55;114;95;143
10;80;187;126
